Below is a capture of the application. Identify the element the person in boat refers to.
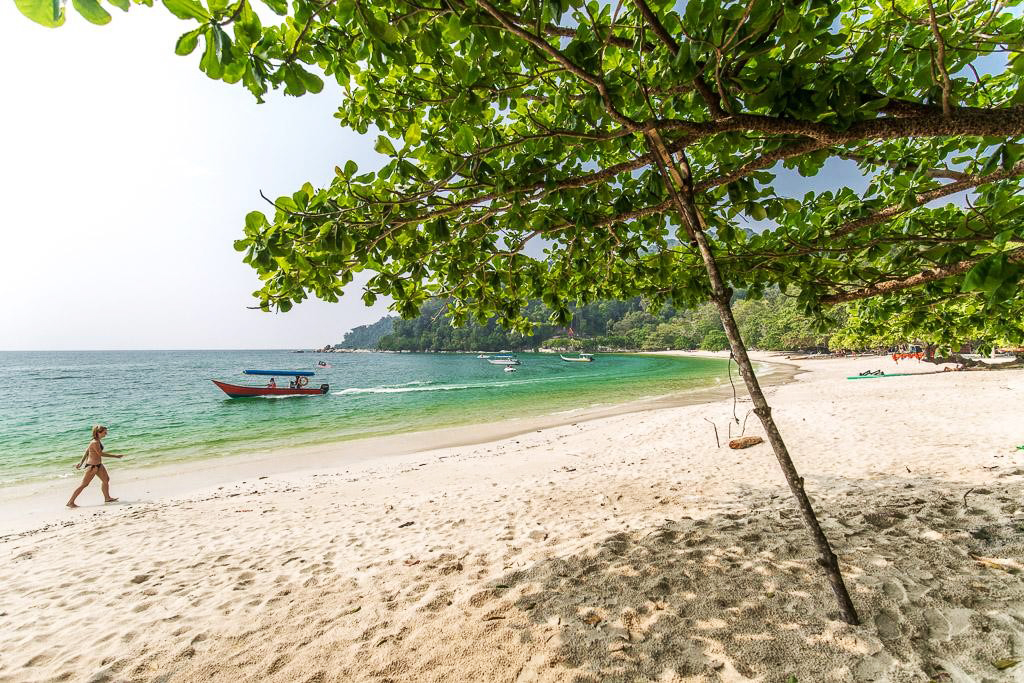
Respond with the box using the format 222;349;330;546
289;380;296;389
66;425;125;508
267;378;277;389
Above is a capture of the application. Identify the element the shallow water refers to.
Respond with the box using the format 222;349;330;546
0;351;729;487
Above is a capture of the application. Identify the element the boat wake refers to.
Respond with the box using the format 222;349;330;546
333;377;550;396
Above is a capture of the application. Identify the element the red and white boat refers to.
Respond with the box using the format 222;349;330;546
211;370;329;398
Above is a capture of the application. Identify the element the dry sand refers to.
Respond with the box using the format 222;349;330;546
2;353;1023;682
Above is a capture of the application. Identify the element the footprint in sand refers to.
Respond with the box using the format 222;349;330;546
881;578;908;603
924;607;953;640
874;610;901;641
925;607;972;641
23;652;52;668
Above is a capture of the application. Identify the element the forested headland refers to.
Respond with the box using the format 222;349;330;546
335;316;396;350
339;291;842;353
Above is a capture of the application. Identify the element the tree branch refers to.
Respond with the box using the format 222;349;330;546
829;159;1024;238
476;0;640;130
819;247;1024;305
926;0;953;117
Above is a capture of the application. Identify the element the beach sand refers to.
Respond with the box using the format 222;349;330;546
2;353;1023;682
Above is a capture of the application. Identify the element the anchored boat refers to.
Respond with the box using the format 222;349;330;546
486;354;520;366
212;369;329;398
560;353;595;362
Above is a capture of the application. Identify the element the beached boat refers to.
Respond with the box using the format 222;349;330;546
560;354;594;362
211;369;329;397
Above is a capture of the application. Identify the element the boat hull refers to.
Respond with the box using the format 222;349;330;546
212;380;329;398
560;355;593;362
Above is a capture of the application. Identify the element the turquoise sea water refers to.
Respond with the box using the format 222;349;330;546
0;351;729;488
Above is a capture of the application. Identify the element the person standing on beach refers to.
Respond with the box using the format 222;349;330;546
66;425;125;508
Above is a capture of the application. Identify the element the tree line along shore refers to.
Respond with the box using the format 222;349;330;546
334;293;1021;360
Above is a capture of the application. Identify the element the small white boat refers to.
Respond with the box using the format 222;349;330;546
503;366;517;373
487;354;520;365
560;353;595;363
477;354;490;359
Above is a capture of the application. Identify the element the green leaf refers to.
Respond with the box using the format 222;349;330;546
163;0;210;20
374;135;396;156
245;211;268;232
365;14;400;44
71;0;111;24
454;126;475;153
961;253;1017;297
442;13;469;42
14;0;65;26
259;0;285;14
106;0;129;11
344;160;358;176
293;65;323;94
282;65;305;95
175;27;203;55
223;56;245;84
404;122;421;146
234;4;261;47
199;26;225;79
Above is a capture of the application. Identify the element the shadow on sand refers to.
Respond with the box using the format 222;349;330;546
470;475;1024;682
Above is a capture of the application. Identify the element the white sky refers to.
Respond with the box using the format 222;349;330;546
0;4;391;350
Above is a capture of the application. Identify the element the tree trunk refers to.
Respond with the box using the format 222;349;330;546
645;130;861;625
922;353;1024;369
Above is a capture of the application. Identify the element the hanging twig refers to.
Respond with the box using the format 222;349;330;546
740;409;753;437
728;351;740;424
703;417;720;448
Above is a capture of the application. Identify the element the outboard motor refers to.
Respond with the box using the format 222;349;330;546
320;383;330;393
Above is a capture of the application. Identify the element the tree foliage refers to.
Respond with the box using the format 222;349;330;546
829;291;1024;353
23;0;1024;344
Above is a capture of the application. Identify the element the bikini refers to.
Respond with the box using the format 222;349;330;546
84;440;105;469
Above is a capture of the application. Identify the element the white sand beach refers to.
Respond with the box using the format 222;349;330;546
2;353;1023;682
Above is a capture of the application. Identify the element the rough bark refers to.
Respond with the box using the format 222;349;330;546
922;353;1024;369
645;128;861;625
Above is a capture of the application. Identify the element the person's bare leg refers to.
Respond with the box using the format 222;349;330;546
67;469;96;508
98;467;117;502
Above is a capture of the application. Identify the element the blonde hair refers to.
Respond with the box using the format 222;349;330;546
91;425;108;440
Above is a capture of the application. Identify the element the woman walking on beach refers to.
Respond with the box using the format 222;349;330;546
66;425;124;508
